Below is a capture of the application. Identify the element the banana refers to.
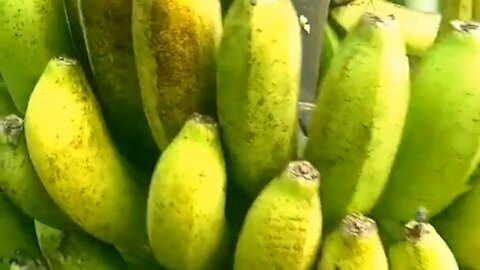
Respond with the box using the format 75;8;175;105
318;23;341;86
0;114;77;230
388;213;459;270
24;56;151;252
132;0;222;150
79;0;159;169
0;77;18;116
0;192;45;268
317;213;388;270
305;13;410;229
0;0;73;114
437;0;473;38
217;0;301;196
147;113;228;270
35;220;126;270
330;0;441;57
432;179;480;269
372;21;480;241
234;161;322;270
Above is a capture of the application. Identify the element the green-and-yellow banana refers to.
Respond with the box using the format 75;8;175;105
432;176;480;269
147;113;228;270
0;0;73;114
217;0;301;196
330;0;441;57
372;21;480;241
305;13;410;229
318;23;341;86
0;192;45;268
24;56;151;253
317;213;388;270
35;220;126;270
79;0;159;169
132;0;222;150
234;161;322;270
389;215;459;270
0;114;77;230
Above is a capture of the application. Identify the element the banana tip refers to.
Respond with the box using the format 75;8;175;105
362;12;396;27
287;161;319;182
341;213;377;237
190;113;217;127
54;55;79;66
450;20;480;35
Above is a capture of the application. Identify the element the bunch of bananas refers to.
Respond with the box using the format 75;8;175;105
1;0;480;269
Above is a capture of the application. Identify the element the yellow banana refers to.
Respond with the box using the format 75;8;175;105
234;161;322;270
0;0;73;114
330;0;441;56
389;214;459;270
305;12;410;229
317;213;388;270
24;56;151;253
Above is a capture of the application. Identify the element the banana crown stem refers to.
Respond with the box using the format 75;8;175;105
0;114;24;145
341;213;377;238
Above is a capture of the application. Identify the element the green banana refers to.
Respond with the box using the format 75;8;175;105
388;215;459;270
63;0;93;81
437;0;473;38
24;56;150;252
0;0;73;114
217;0;301;196
318;23;341;86
317;213;388;270
0;114;77;230
372;21;480;241
132;0;222;150
79;0;159;169
305;13;410;229
147;113;228;270
35;220;126;270
432;178;480;269
0;77;18;116
330;0;441;57
0;192;45;268
234;161;322;270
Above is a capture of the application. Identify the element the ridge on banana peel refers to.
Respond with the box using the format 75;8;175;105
305;12;410;230
330;0;441;57
318;23;341;87
372;21;480;242
147;113;228;270
432;172;480;269
79;0;159;170
132;0;222;150
217;0;301;196
0;114;78;231
0;0;73;114
317;213;388;270
234;161;322;270
388;209;459;270
0;192;46;269
35;220;127;270
24;56;152;256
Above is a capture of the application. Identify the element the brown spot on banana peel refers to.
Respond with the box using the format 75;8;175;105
234;161;322;270
372;21;480;241
132;0;222;150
